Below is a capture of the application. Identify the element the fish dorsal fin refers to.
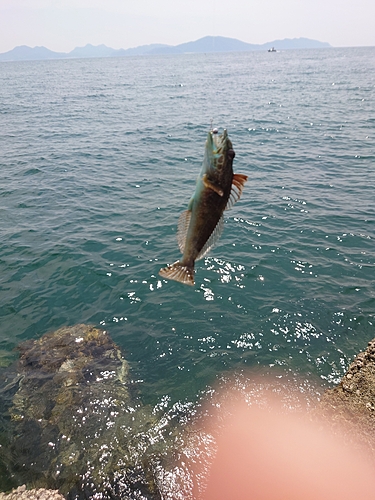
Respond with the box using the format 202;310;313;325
177;210;191;253
196;215;225;261
225;173;248;210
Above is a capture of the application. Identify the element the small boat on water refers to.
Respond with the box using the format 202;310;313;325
268;47;277;52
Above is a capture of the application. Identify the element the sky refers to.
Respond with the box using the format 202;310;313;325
0;0;375;53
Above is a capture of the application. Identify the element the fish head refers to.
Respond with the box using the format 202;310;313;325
203;129;235;176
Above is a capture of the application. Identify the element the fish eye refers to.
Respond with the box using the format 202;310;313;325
228;149;235;159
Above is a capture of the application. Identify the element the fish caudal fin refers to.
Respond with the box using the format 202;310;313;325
159;261;195;286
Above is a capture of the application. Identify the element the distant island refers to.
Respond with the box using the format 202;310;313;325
0;36;331;62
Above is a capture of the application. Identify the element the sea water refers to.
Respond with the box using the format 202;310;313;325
0;46;374;491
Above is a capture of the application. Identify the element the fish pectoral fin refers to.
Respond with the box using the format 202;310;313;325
202;174;224;197
196;215;225;261
177;210;191;253
225;173;248;210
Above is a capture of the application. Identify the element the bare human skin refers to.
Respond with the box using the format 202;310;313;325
202;397;375;500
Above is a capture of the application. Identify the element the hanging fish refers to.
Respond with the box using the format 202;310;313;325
159;129;248;286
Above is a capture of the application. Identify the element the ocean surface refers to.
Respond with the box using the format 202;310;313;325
0;46;375;494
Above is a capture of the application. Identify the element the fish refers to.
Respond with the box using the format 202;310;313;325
159;128;248;286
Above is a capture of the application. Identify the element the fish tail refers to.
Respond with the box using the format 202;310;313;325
159;261;195;286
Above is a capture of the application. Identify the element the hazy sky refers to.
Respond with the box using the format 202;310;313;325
1;0;375;53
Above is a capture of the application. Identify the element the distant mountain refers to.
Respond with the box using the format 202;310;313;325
149;36;260;54
0;37;331;62
67;43;118;58
147;36;331;55
117;43;171;56
0;45;65;61
0;42;173;61
260;37;331;50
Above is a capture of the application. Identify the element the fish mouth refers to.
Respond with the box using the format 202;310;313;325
205;128;234;168
210;128;231;152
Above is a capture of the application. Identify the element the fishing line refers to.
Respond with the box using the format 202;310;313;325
206;0;217;129
211;0;216;49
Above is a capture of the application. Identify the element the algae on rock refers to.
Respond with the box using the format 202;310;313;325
2;325;161;499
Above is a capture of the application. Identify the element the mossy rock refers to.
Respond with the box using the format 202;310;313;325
2;325;160;499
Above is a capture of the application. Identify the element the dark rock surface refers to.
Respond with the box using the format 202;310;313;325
0;325;160;499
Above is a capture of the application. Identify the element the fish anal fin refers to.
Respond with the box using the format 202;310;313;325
159;261;195;286
225;173;248;210
196;215;225;261
202;174;224;197
177;210;191;253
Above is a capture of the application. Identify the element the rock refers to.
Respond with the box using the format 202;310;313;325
0;485;64;500
317;338;375;454
0;324;214;500
0;325;161;499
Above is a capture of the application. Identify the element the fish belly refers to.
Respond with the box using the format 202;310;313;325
159;185;227;286
183;188;226;264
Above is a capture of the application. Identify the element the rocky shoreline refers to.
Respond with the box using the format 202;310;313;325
1;327;375;499
0;325;209;500
317;338;375;456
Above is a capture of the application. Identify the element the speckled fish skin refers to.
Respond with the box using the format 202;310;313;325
159;129;248;286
